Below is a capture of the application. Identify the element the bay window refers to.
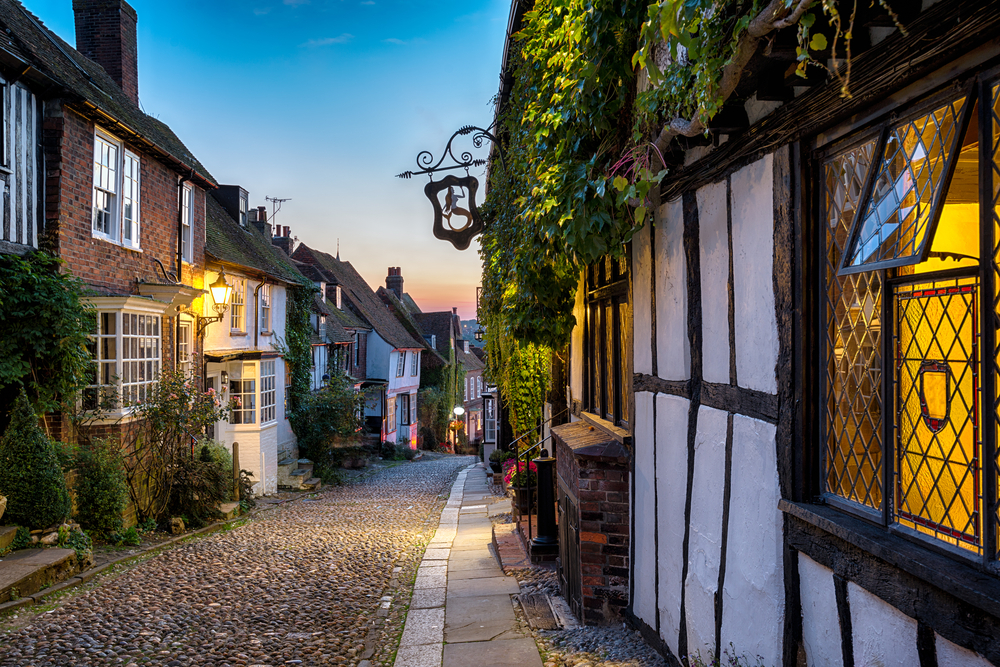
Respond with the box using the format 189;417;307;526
261;361;276;424
84;307;161;412
229;362;256;424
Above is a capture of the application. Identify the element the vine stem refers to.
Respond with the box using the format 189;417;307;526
653;0;815;153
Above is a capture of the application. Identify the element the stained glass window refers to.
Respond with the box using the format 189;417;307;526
823;82;994;559
841;95;969;274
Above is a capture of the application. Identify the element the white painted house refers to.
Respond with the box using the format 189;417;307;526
202;188;311;495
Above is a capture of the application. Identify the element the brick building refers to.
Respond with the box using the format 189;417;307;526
0;0;216;446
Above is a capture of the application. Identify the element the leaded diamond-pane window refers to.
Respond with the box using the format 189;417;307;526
841;94;970;274
820;78;1000;561
823;139;882;509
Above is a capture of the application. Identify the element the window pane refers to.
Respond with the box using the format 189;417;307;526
843;95;967;271
823;140;884;509
894;277;980;552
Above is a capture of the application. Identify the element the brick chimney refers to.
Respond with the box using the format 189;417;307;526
386;267;403;300
73;0;139;105
252;206;271;238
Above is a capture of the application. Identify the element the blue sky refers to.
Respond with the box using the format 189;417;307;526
30;0;509;319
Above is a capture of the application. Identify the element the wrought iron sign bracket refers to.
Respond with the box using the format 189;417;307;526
396;125;504;251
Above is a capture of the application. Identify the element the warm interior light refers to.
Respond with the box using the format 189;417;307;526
209;270;233;313
453;406;465;416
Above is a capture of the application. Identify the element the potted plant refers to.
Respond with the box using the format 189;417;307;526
504;459;538;513
489;449;514;473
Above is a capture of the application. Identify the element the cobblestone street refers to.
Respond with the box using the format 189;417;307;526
0;456;475;667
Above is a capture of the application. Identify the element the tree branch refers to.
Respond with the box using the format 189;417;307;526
653;0;815;153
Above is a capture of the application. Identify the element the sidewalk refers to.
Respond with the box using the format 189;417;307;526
393;464;544;667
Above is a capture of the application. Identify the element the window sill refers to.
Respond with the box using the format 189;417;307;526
230;331;248;337
780;499;1000;619
260;331;273;337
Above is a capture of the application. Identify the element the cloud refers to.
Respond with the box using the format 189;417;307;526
301;34;354;47
383;38;405;45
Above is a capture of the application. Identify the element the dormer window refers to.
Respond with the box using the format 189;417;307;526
239;192;248;228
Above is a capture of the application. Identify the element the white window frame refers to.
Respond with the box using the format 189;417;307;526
178;319;192;378
239;192;248;228
260;284;272;333
411;351;419;376
396;351;406;377
83;306;162;413
398;393;410;425
181;184;193;263
92;129;141;249
230;276;246;333
261;360;276;424
229;362;256;425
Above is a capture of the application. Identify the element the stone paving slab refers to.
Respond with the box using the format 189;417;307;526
399;607;444;647
410;587;446;609
446;556;500;572
446;576;520;598
444;593;518;643
423;548;451;559
448;567;506;580
414;573;447;589
395;643;443;667
443;638;544;667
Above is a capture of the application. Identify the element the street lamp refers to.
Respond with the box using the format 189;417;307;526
195;269;234;336
474;327;484;342
453;406;465;417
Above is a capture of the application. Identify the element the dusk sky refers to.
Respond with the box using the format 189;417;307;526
29;0;509;319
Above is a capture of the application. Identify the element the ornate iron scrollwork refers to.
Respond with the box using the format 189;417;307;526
396;125;503;251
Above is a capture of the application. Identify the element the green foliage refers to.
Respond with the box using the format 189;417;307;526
198;440;234;500
284;285;316;436
167;451;229;527
113;526;140;547
417;386;451;448
62;529;93;565
290;373;365;462
237;469;257;510
0;389;71;529
74;437;128;537
80;369;230;521
0;526;31;555
0;252;93;428
489;449;515;464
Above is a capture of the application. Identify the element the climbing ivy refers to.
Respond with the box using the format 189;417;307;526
282;285;314;440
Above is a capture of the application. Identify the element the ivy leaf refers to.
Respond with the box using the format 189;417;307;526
612;175;629;192
799;12;815;29
809;32;828;51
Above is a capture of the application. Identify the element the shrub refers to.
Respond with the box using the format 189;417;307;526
198;440;234;501
0;389;71;528
167;452;229;527
62;529;93;565
288;373;364;462
489;449;516;464
75;437;128;536
237;469;257;510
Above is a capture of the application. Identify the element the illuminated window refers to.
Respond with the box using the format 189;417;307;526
181;184;193;263
229;362;256;424
178;320;192;378
822;81;999;558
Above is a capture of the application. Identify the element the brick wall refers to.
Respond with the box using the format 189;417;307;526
578;460;630;624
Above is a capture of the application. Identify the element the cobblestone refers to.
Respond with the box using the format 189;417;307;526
0;456;475;667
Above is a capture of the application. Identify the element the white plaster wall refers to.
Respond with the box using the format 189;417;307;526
697;181;731;385
730;155;778;395
797;553;843;667
225;428;261;496
656;198;689;381
721;415;782;665
275;357;297;460
633;221;653;376
936;632;993;667
655;393;690;657
848;582;919;667
260;423;278;495
685;405;728;659
632;391;657;629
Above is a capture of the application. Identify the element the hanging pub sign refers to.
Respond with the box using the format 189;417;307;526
396;125;503;251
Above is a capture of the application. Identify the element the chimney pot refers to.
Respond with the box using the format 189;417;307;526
385;267;404;299
73;0;139;105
